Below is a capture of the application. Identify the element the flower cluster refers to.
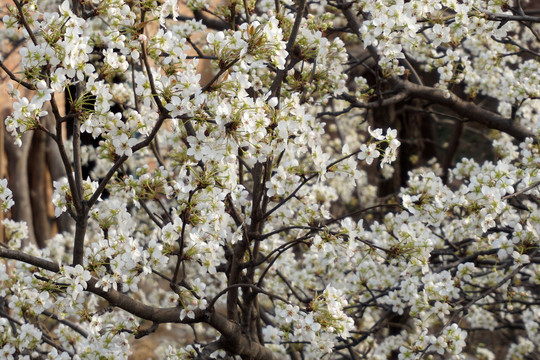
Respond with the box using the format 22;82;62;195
52;176;99;217
4;83;50;145
207;18;288;70
358;127;401;166
273;286;354;353
0;179;14;212
1;0;540;359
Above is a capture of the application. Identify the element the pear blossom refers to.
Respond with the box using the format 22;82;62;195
1;0;540;359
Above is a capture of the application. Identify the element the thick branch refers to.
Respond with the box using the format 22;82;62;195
208;311;278;360
194;341;222;360
394;78;536;141
482;11;540;23
340;92;409;109
72;116;84;213
0;61;36;90
0;248;279;359
269;0;307;97
338;1;537;141
0;247;193;323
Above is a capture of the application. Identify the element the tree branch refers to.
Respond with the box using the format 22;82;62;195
269;0;308;98
394;78;536;141
0;247;194;323
0;248;279;359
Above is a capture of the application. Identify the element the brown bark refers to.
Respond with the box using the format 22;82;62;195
0;246;279;360
394;78;535;141
42;108;74;233
3;120;35;247
28;127;51;248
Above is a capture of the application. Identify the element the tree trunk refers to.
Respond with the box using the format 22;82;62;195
4;126;35;247
42;108;74;234
28;127;50;248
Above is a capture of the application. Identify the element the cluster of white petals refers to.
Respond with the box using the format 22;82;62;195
0;0;539;359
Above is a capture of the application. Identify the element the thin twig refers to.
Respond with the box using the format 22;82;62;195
502;180;540;200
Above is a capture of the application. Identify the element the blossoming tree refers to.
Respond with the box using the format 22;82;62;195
0;0;539;359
